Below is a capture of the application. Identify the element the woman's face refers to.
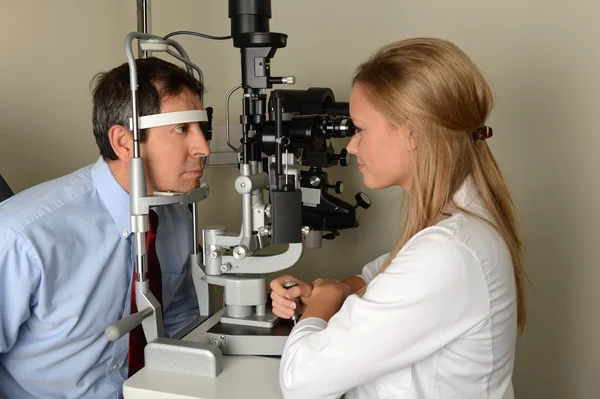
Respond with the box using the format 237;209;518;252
347;83;416;193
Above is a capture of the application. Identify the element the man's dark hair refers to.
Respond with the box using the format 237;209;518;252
91;57;204;161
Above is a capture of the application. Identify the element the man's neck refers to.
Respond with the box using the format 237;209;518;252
107;159;132;194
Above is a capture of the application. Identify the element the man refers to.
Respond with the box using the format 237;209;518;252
0;57;211;398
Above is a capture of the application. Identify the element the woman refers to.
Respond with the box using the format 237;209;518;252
271;37;526;399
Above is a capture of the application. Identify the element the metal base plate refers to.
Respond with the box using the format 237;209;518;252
220;311;277;328
206;318;295;356
172;315;210;340
208;318;294;337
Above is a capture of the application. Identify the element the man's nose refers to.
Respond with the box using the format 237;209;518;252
190;124;211;158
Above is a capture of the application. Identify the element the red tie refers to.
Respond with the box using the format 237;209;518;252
128;210;163;377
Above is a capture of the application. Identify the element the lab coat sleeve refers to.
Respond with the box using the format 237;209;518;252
280;227;490;399
0;226;41;353
356;252;389;284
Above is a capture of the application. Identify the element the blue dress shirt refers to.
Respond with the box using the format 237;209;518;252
0;157;200;398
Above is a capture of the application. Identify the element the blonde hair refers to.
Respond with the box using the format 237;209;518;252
354;38;526;333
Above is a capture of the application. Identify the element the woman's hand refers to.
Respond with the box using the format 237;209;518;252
270;275;314;320
301;278;352;322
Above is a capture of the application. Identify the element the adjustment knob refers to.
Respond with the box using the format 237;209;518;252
323;230;340;240
326;181;344;194
339;148;350;167
353;192;371;210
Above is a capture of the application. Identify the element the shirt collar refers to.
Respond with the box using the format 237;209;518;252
91;157;132;240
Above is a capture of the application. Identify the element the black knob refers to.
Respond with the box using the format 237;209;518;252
326;181;344;194
353;192;371;210
339;149;350;167
323;230;340;240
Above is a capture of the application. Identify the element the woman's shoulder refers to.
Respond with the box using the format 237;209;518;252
394;211;512;289
394;221;475;273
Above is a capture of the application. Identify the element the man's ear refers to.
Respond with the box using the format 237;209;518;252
108;125;133;161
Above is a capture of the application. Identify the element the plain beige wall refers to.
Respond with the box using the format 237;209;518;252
0;0;133;192
1;1;599;398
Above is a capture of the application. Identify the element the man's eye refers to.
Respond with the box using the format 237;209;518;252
174;125;188;134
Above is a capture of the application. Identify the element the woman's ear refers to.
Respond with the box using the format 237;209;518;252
408;130;418;151
107;125;133;161
406;122;418;151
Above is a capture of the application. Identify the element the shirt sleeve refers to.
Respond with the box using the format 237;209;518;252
279;228;490;399
0;226;41;353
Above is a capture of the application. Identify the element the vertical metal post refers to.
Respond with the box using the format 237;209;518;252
192;203;199;255
137;0;151;58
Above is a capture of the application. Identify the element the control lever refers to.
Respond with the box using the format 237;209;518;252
325;181;344;194
353;192;371;210
329;148;351;167
105;307;153;341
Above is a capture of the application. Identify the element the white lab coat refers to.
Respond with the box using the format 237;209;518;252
280;177;518;399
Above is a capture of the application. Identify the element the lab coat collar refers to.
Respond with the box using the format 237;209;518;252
452;175;479;210
91;156;132;240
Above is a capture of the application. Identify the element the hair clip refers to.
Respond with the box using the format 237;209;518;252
472;126;493;141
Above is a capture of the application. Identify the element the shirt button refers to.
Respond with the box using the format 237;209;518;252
122;230;129;237
113;364;119;370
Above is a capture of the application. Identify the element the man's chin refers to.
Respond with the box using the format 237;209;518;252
158;181;201;195
183;180;202;194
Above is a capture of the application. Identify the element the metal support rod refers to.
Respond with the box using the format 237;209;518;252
135;232;147;279
275;93;283;189
226;84;243;151
137;0;151;58
192;203;200;255
240;164;253;239
242;93;252;164
166;49;203;102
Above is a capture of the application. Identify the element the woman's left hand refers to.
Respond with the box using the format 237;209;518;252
301;278;352;322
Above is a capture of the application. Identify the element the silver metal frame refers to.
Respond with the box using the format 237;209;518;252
109;1;312;381
105;5;221;378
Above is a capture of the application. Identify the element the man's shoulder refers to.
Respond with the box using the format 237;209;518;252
0;164;97;234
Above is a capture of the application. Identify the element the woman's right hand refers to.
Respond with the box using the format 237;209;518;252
270;275;314;320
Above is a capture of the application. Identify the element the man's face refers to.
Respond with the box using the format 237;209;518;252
140;88;211;194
